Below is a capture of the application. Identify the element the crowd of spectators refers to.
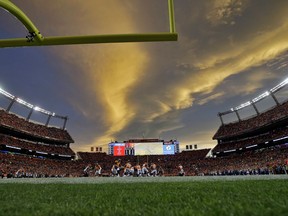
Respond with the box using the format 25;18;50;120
213;126;288;153
0;134;75;156
195;146;288;176
1;146;286;178
214;101;288;139
0;109;73;142
0;153;83;178
0;100;287;178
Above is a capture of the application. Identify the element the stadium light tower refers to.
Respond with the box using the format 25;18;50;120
270;91;279;105
0;86;68;129
217;77;288;125
0;0;178;48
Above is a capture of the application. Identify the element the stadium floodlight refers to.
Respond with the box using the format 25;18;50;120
33;106;40;111
34;106;53;115
0;0;178;48
252;91;270;103
16;97;33;108
235;101;251;111
0;87;14;99
223;78;288;118
270;78;288;93
0;86;64;118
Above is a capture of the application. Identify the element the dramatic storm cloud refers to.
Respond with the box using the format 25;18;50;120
1;0;288;151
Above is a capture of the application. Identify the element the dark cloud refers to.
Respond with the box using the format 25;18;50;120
1;0;288;151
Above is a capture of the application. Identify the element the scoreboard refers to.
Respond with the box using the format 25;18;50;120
112;143;125;156
108;139;179;156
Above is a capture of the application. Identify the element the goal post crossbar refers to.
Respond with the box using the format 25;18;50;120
0;0;177;48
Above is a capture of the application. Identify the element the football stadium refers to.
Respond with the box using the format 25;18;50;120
1;74;288;215
1;0;288;215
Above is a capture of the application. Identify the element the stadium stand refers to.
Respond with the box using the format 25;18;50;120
212;126;288;153
212;78;288;156
0;105;75;160
0;109;73;143
207;78;288;176
1;145;287;178
0;134;75;156
1;82;287;178
196;146;288;176
0;153;82;178
213;101;288;140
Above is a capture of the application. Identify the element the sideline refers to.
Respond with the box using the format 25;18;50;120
1;175;288;184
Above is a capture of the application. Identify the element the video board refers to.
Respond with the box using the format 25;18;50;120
134;142;163;155
113;143;125;156
108;139;178;156
163;144;175;155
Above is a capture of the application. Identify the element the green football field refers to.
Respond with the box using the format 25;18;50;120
0;175;287;216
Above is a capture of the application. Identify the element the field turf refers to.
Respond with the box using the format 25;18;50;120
0;176;287;216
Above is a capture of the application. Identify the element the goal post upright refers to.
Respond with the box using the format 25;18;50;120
168;0;176;33
0;0;43;42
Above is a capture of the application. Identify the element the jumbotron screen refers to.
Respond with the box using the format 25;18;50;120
109;140;177;156
134;142;174;155
113;143;125;156
163;144;175;155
